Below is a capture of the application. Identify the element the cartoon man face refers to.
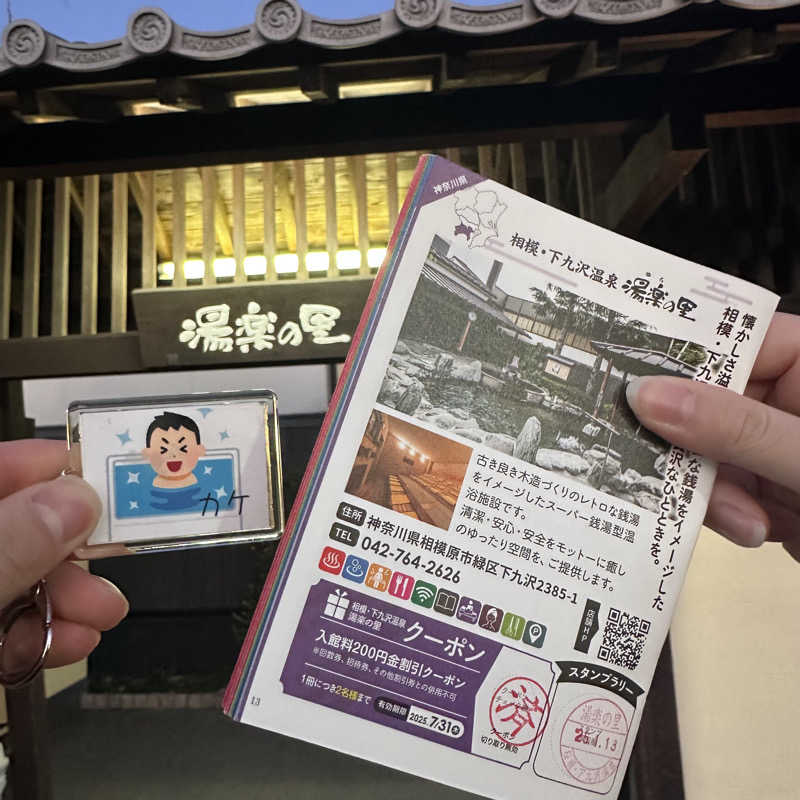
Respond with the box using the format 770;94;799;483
142;412;206;488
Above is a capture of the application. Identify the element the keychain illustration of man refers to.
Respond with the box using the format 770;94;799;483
142;412;207;489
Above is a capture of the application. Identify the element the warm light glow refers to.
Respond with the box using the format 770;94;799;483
339;77;433;100
157;261;175;280
233;89;311;107
183;259;205;280
367;247;387;269
275;253;300;274
128;100;185;116
213;257;236;278
306;251;330;273
337;249;361;271
420;454;428;462
244;255;267;276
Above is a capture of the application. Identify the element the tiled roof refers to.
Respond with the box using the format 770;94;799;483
1;0;793;75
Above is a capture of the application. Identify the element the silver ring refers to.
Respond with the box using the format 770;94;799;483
0;580;53;689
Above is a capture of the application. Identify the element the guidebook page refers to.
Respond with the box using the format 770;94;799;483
225;156;778;800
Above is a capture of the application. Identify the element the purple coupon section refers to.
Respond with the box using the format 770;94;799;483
280;579;505;753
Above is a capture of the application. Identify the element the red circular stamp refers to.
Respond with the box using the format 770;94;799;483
560;698;629;786
489;676;550;747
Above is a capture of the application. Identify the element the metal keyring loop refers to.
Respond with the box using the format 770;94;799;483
0;580;53;689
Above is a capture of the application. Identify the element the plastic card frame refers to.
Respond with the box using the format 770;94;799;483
66;390;283;559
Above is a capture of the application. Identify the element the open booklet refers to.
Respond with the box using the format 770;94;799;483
225;155;778;799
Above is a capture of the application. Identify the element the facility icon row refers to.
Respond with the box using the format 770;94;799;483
319;545;546;648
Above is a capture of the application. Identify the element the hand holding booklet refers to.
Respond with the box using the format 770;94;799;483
225;155;778;799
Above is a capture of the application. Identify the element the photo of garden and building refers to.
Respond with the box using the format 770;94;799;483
378;235;708;512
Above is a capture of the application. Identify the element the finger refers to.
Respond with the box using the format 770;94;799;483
627;376;800;495
45;620;101;669
0;439;69;500
0;475;102;608
2;615;100;673
750;313;800;416
46;562;129;632
705;476;769;547
749;312;800;382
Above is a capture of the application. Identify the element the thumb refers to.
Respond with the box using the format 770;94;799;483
0;475;102;608
626;376;800;494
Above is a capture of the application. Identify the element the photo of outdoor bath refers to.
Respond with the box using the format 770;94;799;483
377;235;708;512
345;409;472;530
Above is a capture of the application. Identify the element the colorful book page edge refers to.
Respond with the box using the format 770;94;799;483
223;154;436;718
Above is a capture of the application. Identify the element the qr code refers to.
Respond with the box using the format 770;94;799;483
597;608;651;671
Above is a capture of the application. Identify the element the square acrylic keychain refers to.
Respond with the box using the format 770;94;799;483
66;390;284;559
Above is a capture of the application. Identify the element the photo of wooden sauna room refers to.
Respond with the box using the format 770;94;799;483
345;409;472;530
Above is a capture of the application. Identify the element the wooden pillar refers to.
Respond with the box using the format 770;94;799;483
293;160;308;280
324;157;338;278
0;180;12;339
200;167;216;286
22;180;42;338
171;168;186;288
541;141;560;209
349;155;369;276
110;173;128;332
262;162;276;282
510;143;527;193
232;164;247;284
1;378;50;800
385;153;398;235
80;176;99;334
627;637;685;800
140;171;157;290
51;178;70;337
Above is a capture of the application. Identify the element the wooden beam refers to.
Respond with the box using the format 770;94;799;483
0;332;143;378
324;157;338;277
111;173;128;331
200;166;217;286
670;28;776;74
2;65;797;179
139;171;157;289
22;179;42;338
0;181;11;339
294;159;308;280
232;164;247;283
598;114;708;236
80;175;99;335
509;143;527;193
172;168;187;287
299;65;332;101
548;40;619;85
18;89;121;124
444;147;461;164
263;161;276;281
440;53;468;91
129;172;171;261
706;107;800;129
51;177;70;336
156;78;230;114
